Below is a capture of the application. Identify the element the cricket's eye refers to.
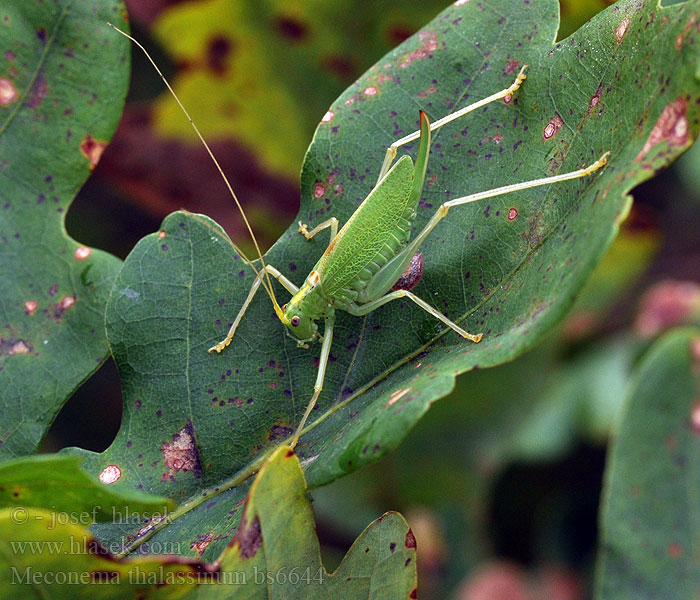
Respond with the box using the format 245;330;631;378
291;316;300;327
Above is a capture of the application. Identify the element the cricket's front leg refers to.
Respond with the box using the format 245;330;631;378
290;312;336;448
209;264;299;354
298;217;339;242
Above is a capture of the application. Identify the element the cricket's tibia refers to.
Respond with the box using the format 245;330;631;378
444;152;609;210
377;65;529;181
290;388;321;449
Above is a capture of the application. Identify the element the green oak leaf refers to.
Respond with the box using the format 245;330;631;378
191;446;416;599
594;328;700;598
0;454;173;521
0;447;415;598
71;0;700;562
0;0;128;459
0;506;211;598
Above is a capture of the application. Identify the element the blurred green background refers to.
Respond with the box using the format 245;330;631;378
48;0;700;598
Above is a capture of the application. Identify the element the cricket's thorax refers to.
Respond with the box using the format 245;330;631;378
290;270;331;318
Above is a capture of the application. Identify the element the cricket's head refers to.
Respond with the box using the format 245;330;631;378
279;300;318;345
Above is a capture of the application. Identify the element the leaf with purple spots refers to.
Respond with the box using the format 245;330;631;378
72;0;700;571
0;0;128;459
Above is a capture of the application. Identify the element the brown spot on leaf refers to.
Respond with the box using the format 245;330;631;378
507;207;519;221
324;55;354;79
615;18;630;44
268;424;293;441
191;532;215;556
313;183;326;199
392;253;423;292
80;135;107;170
206;36;232;76
0;78;18;105
162;422;202;480
26;74;48;108
51;295;76;320
590;82;604;109
275;16;308;41
0;334;32;356
668;542;683;559
505;60;519;75
543;113;564;140
405;528;417;549
677;15;699;49
58;295;75;311
400;31;438;68
636;98;689;162
233;514;262;559
385;23;414;46
321;110;335;123
409;588;418;599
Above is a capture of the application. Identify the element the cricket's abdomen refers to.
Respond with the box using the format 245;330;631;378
315;155;417;304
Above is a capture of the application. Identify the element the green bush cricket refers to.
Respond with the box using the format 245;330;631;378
110;24;609;449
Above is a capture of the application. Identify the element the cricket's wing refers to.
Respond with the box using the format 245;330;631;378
316;155;416;298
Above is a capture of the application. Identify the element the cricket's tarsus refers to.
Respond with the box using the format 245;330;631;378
111;23;609;449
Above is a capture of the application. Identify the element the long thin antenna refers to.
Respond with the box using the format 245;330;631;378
107;22;284;316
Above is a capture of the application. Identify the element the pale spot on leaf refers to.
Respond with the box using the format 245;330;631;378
388;388;411;406
615;19;630;45
73;246;92;260
9;340;30;355
0;78;18;105
98;464;122;484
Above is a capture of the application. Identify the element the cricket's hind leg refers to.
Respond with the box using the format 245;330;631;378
298;217;339;242
376;66;528;182
347;290;482;343
352;152;609;344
